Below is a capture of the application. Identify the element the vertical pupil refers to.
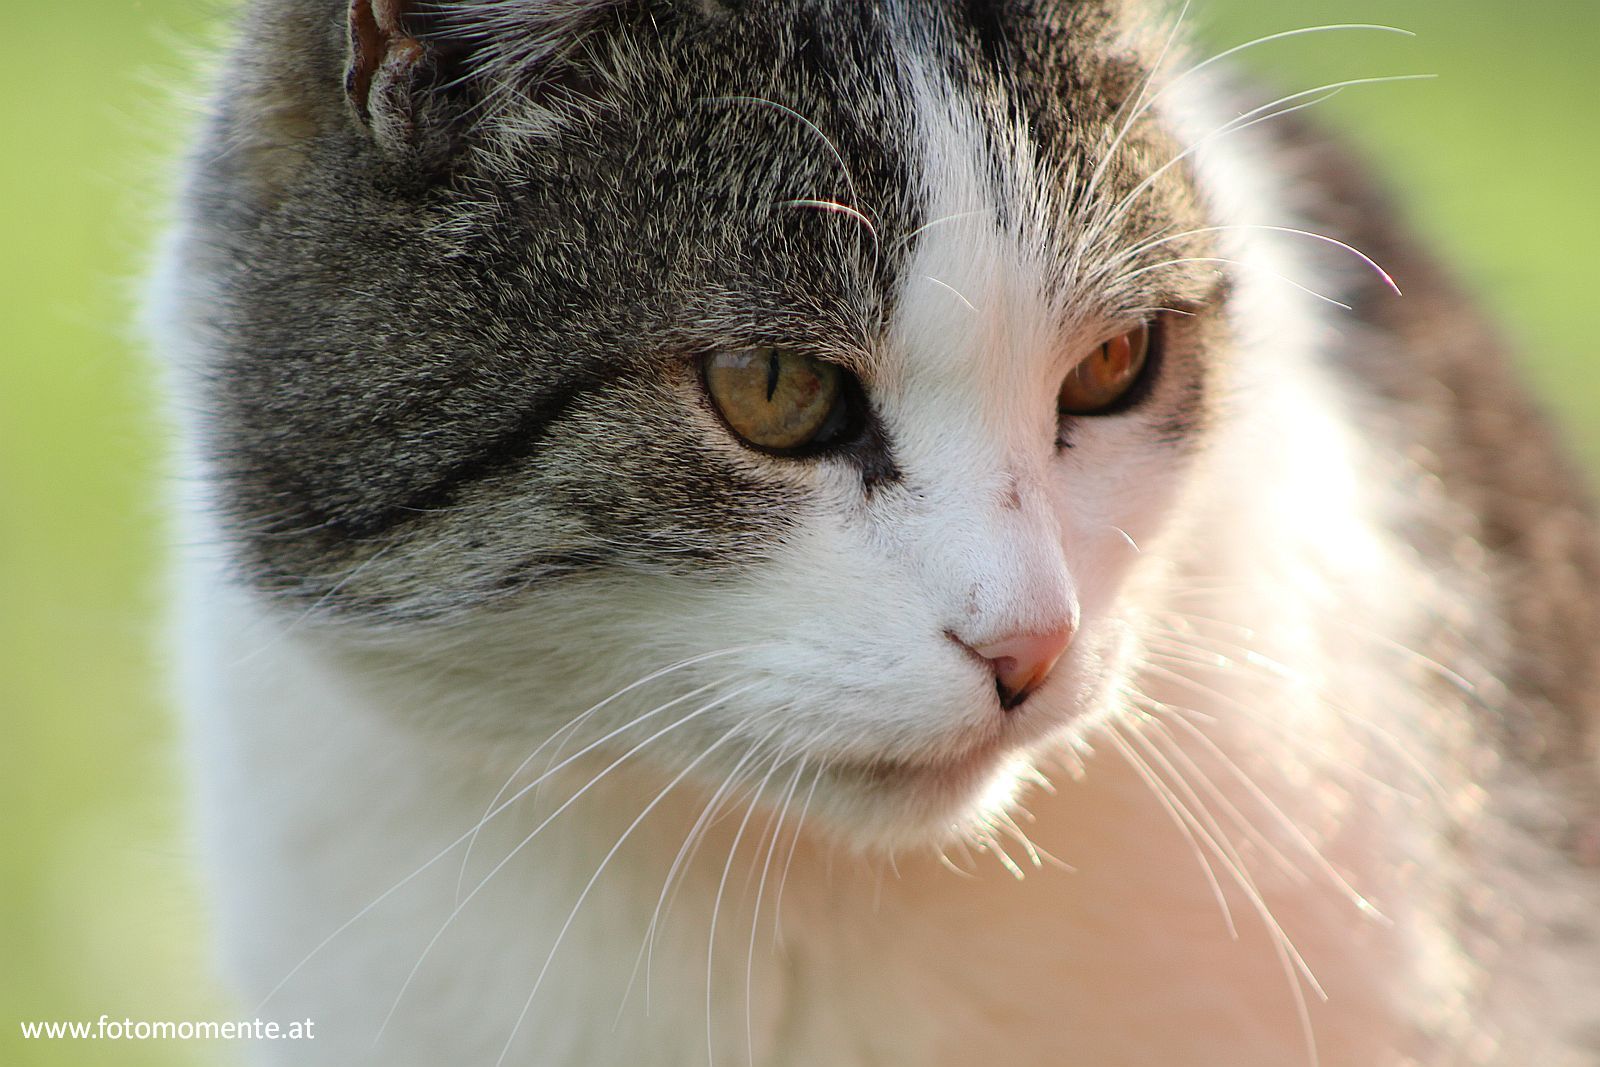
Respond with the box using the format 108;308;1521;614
765;351;782;402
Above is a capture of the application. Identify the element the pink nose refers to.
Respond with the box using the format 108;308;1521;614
968;625;1076;710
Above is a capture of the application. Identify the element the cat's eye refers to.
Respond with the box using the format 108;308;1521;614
703;347;854;454
1057;323;1154;416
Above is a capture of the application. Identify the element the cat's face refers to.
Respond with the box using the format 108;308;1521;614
188;0;1230;848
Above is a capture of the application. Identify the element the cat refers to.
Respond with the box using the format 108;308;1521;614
153;0;1600;1064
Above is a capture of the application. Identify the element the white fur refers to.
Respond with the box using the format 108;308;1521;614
159;43;1506;1067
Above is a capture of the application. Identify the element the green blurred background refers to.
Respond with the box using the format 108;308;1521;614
1;2;1595;1064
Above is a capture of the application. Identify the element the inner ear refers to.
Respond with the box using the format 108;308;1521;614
346;0;401;126
345;0;465;162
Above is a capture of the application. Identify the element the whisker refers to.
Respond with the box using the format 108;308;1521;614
1117;254;1352;309
701;94;878;281
1139;653;1417;806
229;544;395;667
1114;24;1416;162
1138;648;1445;803
1136;708;1313;888
379;683;765;1040
1317;615;1481;697
937;850;979;878
891;208;987;252
1141;704;1388;922
455;648;763;903
1169;24;1414;90
700;96;865;218
745;759;806;1067
1130;721;1288;934
639;729;781;1011
1112;722;1325;1067
1097;74;1435;251
1081;0;1192;205
1151;605;1487;702
1113;224;1401;295
993;809;1045;872
922;274;977;311
493;716;788;1067
779;199;880;242
1085;22;1416;247
1103;721;1238;937
707;745;794;1067
1105;524;1143;555
248;658;746;1016
770;768;821;951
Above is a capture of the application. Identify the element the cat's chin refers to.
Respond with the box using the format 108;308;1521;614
807;742;1043;854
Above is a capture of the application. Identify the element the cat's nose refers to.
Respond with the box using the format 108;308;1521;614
964;625;1075;710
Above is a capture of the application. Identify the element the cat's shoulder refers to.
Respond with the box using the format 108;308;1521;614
1269;106;1600;808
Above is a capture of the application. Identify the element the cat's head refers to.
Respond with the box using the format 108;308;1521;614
179;0;1234;849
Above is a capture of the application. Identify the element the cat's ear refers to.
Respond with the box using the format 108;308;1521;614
343;0;628;165
345;0;472;163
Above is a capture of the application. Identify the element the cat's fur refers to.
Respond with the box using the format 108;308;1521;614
156;1;1600;1064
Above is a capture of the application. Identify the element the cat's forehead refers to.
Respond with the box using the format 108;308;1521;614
468;0;1210;366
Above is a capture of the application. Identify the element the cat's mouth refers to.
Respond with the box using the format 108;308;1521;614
801;666;1117;847
829;671;1090;793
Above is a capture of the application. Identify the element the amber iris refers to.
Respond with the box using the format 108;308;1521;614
1058;324;1152;416
704;348;846;452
